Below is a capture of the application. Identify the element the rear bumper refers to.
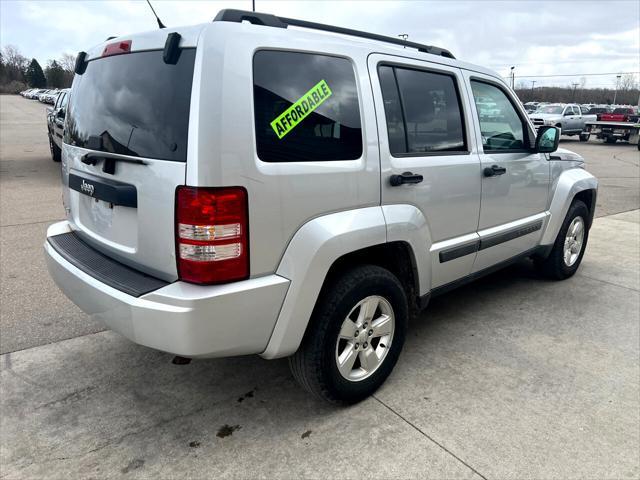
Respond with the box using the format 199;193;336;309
44;221;289;358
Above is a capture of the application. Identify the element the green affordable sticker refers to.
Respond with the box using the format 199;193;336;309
270;79;333;139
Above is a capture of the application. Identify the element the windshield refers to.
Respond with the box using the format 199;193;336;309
65;49;196;162
612;108;633;114
536;105;564;114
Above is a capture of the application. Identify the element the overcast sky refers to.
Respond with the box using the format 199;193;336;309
1;0;638;88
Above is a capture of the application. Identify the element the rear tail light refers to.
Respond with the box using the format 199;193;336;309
176;186;249;284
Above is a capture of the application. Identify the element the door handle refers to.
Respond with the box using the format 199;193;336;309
390;171;424;186
483;165;507;177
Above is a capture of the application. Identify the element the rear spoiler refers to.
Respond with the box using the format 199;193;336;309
74;31;183;75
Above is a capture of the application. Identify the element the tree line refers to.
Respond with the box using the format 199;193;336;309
514;74;639;106
0;45;75;94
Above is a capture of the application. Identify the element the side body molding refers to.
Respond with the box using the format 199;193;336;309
261;207;387;359
540;168;598;246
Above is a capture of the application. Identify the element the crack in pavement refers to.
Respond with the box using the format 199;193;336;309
576;272;639;293
373;395;488;480
35;386;97;410
0;218;65;228
2;353;48;388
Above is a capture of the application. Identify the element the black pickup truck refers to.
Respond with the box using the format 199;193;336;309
46;89;69;162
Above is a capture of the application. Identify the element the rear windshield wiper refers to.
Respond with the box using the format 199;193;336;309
81;151;147;174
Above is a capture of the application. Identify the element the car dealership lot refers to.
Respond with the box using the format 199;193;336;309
1;95;638;478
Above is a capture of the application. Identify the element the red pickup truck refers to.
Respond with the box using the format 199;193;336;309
600;107;639;123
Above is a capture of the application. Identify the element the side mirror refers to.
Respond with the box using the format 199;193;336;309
57;109;66;119
535;126;560;153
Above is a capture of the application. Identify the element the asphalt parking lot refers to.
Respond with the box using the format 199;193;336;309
1;95;639;479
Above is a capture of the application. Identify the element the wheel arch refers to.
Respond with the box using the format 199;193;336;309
261;205;432;359
540;167;598;246
321;241;421;317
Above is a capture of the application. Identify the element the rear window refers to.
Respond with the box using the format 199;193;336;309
253;50;362;162
65;49;195;162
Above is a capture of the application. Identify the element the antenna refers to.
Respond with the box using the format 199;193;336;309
146;0;166;29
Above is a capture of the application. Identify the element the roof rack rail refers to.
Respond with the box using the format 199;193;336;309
213;9;455;59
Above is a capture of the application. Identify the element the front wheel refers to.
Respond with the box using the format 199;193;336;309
536;200;589;280
604;136;617;144
579;133;590;142
289;265;408;404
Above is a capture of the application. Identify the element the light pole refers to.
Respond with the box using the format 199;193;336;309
510;66;515;89
571;82;579;102
613;74;621;105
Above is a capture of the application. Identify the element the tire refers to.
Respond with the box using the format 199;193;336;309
556;125;562;137
536;200;589;280
604;136;617;144
49;134;61;162
579;133;590;142
289;265;408;404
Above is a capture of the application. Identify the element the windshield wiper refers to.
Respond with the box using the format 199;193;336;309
80;151;147;174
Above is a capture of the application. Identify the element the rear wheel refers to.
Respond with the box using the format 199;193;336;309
49;134;61;162
604;136;617;144
556;124;562;137
289;265;408;404
536;200;589;280
579;133;590;142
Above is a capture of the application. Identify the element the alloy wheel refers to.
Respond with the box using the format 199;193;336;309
335;295;395;382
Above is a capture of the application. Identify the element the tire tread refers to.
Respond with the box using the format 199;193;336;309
289;265;406;404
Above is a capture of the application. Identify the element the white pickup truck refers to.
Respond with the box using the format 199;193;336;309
529;104;597;137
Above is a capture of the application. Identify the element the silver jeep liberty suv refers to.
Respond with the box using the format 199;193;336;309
45;10;597;404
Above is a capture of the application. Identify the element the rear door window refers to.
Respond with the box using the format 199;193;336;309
378;65;467;154
65;49;196;162
253;50;362;162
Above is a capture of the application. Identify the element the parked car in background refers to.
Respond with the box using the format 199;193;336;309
583;104;640;146
529;103;597;136
25;89;47;99
46;88;69;162
600;107;639;123
38;89;57;103
45;90;61;104
586;106;612;120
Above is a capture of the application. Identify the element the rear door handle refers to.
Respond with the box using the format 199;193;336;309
483;165;507;177
390;171;424;186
